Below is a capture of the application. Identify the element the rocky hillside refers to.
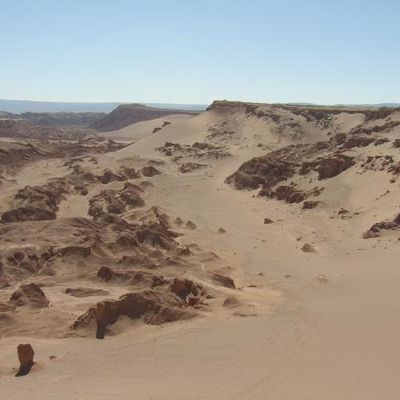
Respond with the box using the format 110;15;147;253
0;118;91;140
18;112;105;128
215;101;400;240
0;111;105;129
91;103;198;131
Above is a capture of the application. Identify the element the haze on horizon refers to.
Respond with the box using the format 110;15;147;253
1;0;399;105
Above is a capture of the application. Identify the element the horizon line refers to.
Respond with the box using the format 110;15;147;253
1;97;400;107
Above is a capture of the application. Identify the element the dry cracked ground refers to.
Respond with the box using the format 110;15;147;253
1;101;400;399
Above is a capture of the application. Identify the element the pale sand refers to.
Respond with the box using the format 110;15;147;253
1;104;400;399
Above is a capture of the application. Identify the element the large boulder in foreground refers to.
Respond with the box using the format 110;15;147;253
16;344;34;377
9;283;49;308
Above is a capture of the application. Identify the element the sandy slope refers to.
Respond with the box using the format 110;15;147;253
100;114;193;142
2;104;400;398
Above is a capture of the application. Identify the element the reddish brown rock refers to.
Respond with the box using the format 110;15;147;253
341;135;374;149
135;222;178;250
1;207;56;223
226;154;297;190
363;220;400;238
223;295;240;308
98;168;125;184
0;301;14;312
169;278;203;300
97;266;115;281
186;220;196;230
16;344;34;377
302;200;320;210
97;266;167;288
9;283;49;308
178;162;207;174
120;167;140;179
187;296;201;307
94;290;192;339
212;274;236;289
393;139;400;148
88;183;145;220
141;165;161;177
261;185;306;203
315;155;354;180
1;180;69;223
301;243;316;253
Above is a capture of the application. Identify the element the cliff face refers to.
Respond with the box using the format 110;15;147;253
90;103;198;132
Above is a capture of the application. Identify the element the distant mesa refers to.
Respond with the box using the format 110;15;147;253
90;103;198;131
0;98;208;114
0;99;205;133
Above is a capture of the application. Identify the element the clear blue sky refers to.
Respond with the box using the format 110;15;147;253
1;0;399;105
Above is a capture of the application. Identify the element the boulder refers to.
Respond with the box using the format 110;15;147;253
97;266;115;281
16;344;34;377
301;243;315;253
222;295;240;308
186;220;196;230
212;274;236;289
9;283;49;308
169;278;203;300
302;200;319;210
141;166;161;177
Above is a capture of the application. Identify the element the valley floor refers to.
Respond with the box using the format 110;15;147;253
2;159;399;399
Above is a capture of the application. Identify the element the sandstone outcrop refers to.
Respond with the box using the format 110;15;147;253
9;283;49;308
73;290;194;339
16;344;35;377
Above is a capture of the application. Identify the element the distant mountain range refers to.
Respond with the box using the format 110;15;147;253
0;99;398;115
0;99;208;113
0;102;202;131
286;102;400;108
